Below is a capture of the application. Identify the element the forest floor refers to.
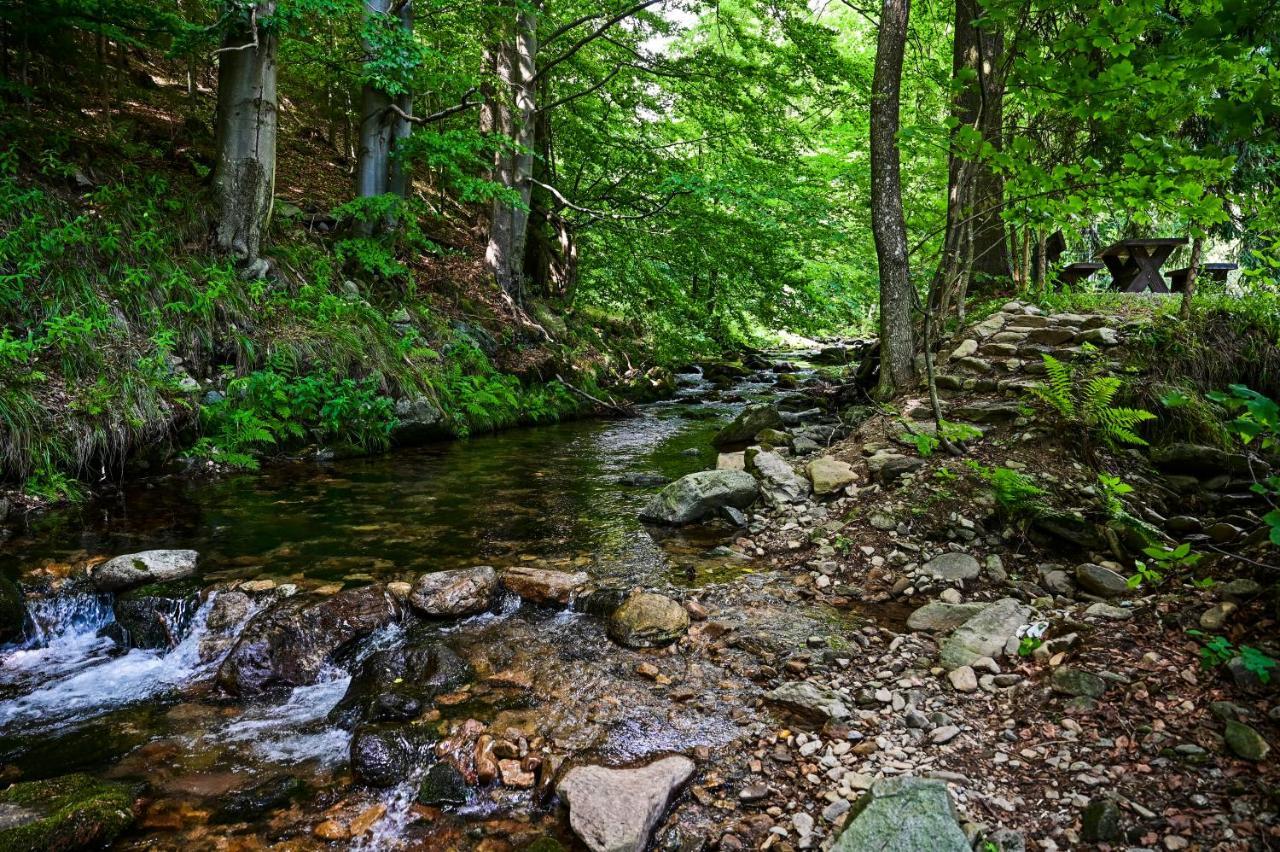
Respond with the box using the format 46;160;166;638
637;299;1279;851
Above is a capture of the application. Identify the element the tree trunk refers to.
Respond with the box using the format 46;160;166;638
485;1;540;302
387;2;415;218
871;0;916;400
1179;236;1203;321
354;0;394;235
936;0;1009;294
212;0;279;273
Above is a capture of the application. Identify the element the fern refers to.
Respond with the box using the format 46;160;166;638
1027;350;1155;461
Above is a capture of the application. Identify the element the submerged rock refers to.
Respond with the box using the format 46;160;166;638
408;566;497;617
712;404;783;446
501;566;589;606
607;592;690;648
91;549;198;594
831;777;969;852
216;585;401;695
765;681;850;723
350;724;432;788
939;598;1030;670
0;773;139;851
556;756;695;852
329;640;471;728
639;470;758;525
417;761;469;806
212;775;306;824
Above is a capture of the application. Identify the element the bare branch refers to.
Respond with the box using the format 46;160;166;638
386;88;482;124
532;0;667;84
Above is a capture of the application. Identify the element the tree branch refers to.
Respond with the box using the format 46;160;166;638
532;0;667;84
386;88;482;124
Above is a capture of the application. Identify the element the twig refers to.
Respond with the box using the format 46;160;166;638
554;374;636;417
213;7;258;55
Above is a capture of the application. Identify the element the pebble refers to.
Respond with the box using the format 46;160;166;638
949;666;978;692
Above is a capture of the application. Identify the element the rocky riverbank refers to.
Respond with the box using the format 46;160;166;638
0;302;1276;851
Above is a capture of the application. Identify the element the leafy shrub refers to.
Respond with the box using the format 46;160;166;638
188;369;396;469
1188;630;1277;684
1207;385;1280;545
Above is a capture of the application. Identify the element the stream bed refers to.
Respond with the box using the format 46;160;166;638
0;360;865;850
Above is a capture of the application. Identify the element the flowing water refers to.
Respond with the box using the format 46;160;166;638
0;361;861;849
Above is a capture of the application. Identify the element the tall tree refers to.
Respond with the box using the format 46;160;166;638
870;0;916;399
936;0;1009;300
355;0;415;234
212;0;279;275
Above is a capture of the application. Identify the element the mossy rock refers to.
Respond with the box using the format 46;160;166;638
0;773;139;852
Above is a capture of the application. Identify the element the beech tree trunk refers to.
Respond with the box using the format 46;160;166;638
936;0;1008;293
871;0;916;400
355;0;414;235
213;0;278;273
485;1;540;301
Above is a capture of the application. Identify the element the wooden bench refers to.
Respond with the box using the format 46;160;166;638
1057;261;1105;287
1166;262;1238;292
1096;238;1188;293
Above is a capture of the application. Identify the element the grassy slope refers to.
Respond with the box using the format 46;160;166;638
0;61;676;512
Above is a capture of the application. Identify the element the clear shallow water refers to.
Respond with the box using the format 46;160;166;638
4;386;762;589
0;368;822;848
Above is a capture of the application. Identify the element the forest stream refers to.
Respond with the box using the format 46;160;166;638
0;355;868;850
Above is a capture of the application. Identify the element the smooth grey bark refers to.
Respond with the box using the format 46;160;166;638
484;1;539;300
355;0;415;235
870;0;916;400
213;0;278;272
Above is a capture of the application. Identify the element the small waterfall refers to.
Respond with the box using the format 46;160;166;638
20;592;115;647
0;593;222;733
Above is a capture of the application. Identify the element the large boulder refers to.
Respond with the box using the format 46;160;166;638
765;681;850;724
939;598;1031;670
216;585;401;695
639;470;758;525
712;404;784;447
606;592;689;648
556;756;695;852
91;550;198;594
0;773;139;851
501;566;589;606
408;566;497;617
806;457;856;495
329;641;471;728
831;777;970;852
747;450;810;508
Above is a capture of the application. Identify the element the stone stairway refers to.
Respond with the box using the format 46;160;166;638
931;300;1131;403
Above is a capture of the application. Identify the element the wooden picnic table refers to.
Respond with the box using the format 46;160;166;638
1095;238;1188;293
1167;262;1238;292
1058;261;1105;287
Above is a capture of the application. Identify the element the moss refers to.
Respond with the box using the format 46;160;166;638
0;774;139;852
